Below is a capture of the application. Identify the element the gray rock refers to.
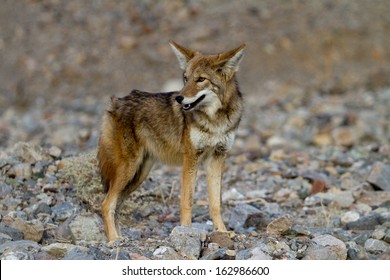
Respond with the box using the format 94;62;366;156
384;229;390;243
266;214;293;235
168;226;207;260
340;211;360;225
0;232;12;245
315;191;354;208
200;248;228;260
344;214;383;230
110;248;131;260
41;243;83;259
69;213;105;243
236;246;272;260
6;218;44;242
0;182;13;197
228;204;269;231
0;240;40;260
312;234;347;260
7;163;32;179
346;241;368;260
51;201;76;221
153;246;184;260
0;223;24;240
303;245;340;260
209;231;234;249
367;162;390;191
33;202;52;217
63;247;95;260
12;142;49;164
48;146;62;158
364;238;390;254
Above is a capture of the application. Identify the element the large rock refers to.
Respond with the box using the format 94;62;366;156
367;162;390;191
41;243;83;259
310;234;347;260
0;223;24;241
364;238;389;254
69;213;106;243
5;218;44;242
315;191;354;208
0;240;40;260
168;226;207;260
343;214;383;230
12;142;49;164
228;204;270;231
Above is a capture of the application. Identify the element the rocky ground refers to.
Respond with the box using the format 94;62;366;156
1;0;390;260
1;84;389;260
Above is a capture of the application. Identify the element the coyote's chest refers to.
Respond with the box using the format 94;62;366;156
190;125;235;152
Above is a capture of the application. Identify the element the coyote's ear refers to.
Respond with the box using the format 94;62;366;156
169;40;195;70
214;44;246;79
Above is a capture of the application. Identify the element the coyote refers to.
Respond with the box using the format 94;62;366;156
98;41;245;242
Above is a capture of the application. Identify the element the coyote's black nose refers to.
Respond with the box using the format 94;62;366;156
175;95;184;104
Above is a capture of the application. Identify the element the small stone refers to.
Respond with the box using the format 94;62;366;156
153;246;183;260
207;243;220;250
12;142;48;164
346;241;368;260
312;234;347;260
303;245;339;260
7;218;44;242
222;188;245;202
168;226;207;260
367;162;390;191
228;204;266;231
344;214;383;230
0;240;40;260
236;246;272;260
209;231;234;249
110;248;131;260
200;248;228;260
383;229;390;243
63;247;95;260
8;163;32;179
51;201;76;221
266;214;293;235
41;243;81;259
332;127;356;147
315;191;354;208
371;227;386;240
0;223;24;240
33;202;52;217
364;238;389;254
48;146;62;158
69;214;105;243
341;211;360;225
0;182;13;196
0;232;12;245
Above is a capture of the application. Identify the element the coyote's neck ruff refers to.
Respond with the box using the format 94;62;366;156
98;41;245;242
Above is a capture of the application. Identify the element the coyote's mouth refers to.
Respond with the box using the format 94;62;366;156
183;94;206;111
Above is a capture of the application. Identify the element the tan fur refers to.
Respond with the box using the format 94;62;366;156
98;41;245;242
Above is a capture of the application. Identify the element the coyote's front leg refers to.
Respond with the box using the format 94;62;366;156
205;153;227;232
180;152;199;227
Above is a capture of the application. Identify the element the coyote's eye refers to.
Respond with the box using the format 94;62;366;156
196;77;206;83
183;74;188;83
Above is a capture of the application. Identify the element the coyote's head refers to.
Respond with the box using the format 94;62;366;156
169;41;245;116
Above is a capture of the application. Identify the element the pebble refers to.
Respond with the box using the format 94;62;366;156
153;246;184;260
366;162;390;191
364;238;389;254
68;213;106;243
0;240;40;260
8;163;32;179
228;204;263;231
5;218;44;242
236;246;272;260
344;214;383;230
315;190;355;207
48;146;62;158
0;232;12;244
0;182;13;196
209;231;234;249
168;226;207;260
266;214;293;235
311;234;347;260
51;201;77;221
12;142;48;164
0;223;24;240
340;211;360;225
41;243;81;259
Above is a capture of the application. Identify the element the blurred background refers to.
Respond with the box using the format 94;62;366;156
0;0;389;155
